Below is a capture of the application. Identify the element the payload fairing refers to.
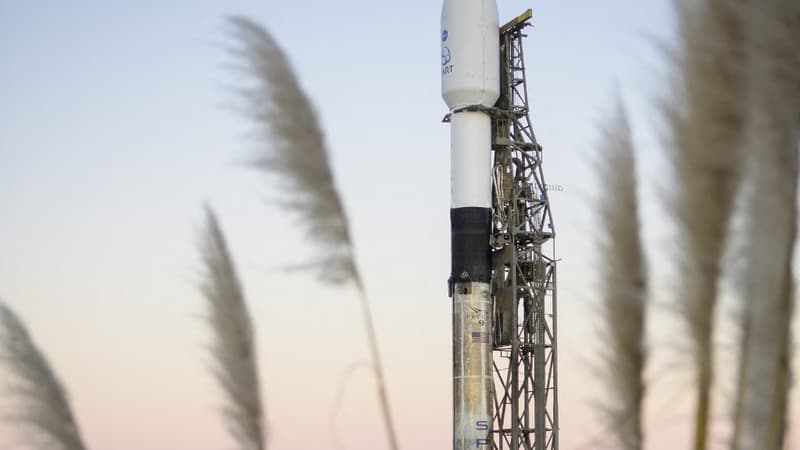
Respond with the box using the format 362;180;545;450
441;1;500;449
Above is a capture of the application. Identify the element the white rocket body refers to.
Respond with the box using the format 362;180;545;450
441;1;499;449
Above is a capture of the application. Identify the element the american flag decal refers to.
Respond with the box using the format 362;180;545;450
471;331;489;343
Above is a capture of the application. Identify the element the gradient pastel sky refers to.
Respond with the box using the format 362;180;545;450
1;1;798;450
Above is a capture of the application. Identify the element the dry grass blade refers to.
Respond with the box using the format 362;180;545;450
596;102;647;450
662;1;748;448
200;207;265;450
732;2;799;449
0;302;87;450
226;17;399;449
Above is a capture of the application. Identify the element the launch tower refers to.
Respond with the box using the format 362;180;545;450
490;11;558;450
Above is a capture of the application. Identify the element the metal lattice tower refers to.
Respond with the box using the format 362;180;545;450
490;11;558;450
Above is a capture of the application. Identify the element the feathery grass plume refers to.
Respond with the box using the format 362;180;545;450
200;207;265;450
227;17;399;450
228;16;354;286
662;1;748;448
595;102;647;450
0;302;86;450
731;2;800;449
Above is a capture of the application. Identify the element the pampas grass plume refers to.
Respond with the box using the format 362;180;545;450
227;17;399;450
200;207;266;450
731;2;799;449
228;16;356;286
663;1;747;447
596;102;647;450
0;302;87;450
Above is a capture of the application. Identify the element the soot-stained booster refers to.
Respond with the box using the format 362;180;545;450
441;1;499;449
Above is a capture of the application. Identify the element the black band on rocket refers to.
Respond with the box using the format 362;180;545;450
450;207;492;284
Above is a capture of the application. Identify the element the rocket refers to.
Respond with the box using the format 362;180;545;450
441;1;500;449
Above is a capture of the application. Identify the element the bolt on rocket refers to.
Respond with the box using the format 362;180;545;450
441;1;500;449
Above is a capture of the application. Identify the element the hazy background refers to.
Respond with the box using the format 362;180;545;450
1;1;797;449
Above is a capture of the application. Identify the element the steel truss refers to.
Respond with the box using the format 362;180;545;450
489;12;558;450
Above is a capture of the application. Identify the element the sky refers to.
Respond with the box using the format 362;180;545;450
1;1;798;450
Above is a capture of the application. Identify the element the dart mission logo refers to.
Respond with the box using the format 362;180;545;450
442;29;454;74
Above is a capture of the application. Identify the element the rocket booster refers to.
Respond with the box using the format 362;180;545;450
441;1;499;449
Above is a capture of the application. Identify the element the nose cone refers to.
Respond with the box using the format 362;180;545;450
441;0;501;110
